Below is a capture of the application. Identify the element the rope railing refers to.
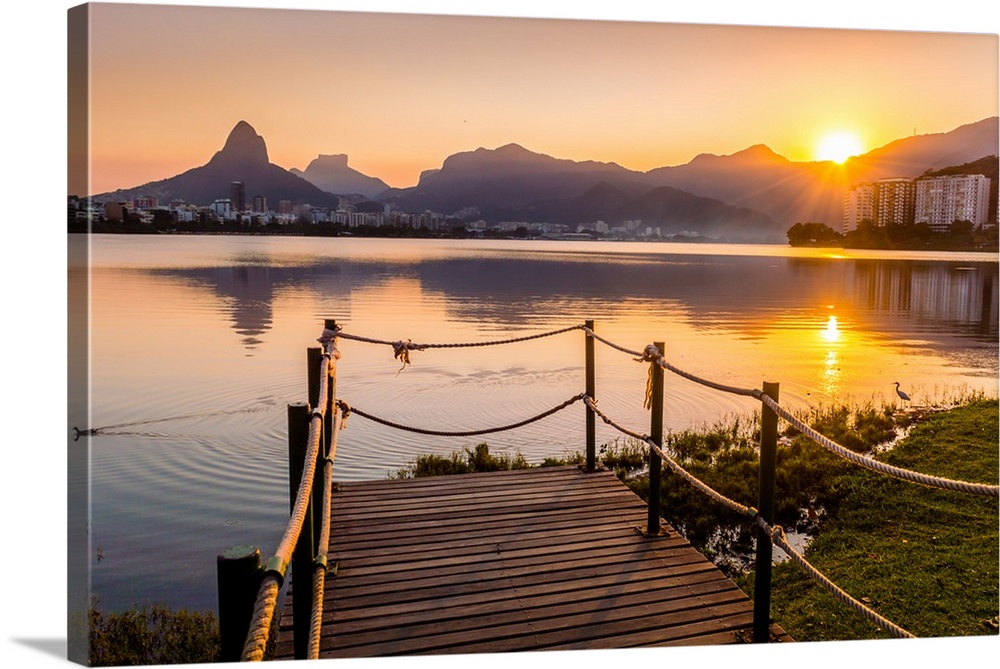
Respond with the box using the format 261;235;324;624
588;337;997;497
760;393;1000;497
222;319;991;658
753;515;916;639
586;395;916;640
326;323;586;369
336;394;587;437
308;399;342;659
584;396;755;519
239;333;339;662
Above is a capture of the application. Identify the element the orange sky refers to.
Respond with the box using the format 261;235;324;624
77;2;998;196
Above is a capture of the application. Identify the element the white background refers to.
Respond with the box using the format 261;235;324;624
3;1;998;668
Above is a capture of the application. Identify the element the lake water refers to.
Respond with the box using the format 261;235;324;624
70;235;998;614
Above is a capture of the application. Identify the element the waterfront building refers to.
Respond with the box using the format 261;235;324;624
874;178;916;228
843;182;876;233
914;174;992;232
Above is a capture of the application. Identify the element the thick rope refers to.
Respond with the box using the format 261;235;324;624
336;393;586;437
326;323;584;355
308;424;339;658
582;332;997;496
307;334;343;660
242;336;338;662
579;325;645;358
586;396;915;640
761;394;999;497
754;516;916;639
584;397;754;519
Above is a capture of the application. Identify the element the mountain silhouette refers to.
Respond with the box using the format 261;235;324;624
91;116;996;240
291;154;390;199
380;143;653;214
94;121;340;209
644;117;998;227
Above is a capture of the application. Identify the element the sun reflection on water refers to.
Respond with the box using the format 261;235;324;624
821;314;841;343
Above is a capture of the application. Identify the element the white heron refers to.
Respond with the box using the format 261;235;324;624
893;382;911;402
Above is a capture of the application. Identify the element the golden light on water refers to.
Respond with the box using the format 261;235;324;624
821;314;841;342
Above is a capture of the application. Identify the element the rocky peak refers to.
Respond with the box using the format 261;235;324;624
214;120;269;165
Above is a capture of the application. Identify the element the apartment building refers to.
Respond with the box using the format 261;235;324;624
914;174;992;232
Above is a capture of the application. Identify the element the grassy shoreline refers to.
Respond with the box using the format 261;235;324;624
745;398;998;641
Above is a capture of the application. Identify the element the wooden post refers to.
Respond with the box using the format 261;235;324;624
754;381;780;643
585;319;596;471
646;342;665;536
307;347;325;553
324;319;337;459
216;545;262;663
287;402;314;660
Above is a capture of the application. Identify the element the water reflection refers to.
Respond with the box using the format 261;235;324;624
822;315;841;343
853;260;997;341
85;236;998;615
150;249;998;352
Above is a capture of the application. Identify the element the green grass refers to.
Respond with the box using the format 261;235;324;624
390;441;582;478
746;399;999;641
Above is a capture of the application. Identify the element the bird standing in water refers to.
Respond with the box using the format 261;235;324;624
894;382;911;402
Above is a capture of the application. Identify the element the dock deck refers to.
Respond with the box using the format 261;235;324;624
274;465;789;658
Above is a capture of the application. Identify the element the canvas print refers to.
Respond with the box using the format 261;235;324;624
67;2;999;666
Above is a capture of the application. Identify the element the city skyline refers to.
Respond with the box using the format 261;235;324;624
76;2;998;198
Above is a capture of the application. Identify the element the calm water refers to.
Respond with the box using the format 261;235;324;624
71;235;998;613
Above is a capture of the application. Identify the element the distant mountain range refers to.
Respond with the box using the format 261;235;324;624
93;116;998;243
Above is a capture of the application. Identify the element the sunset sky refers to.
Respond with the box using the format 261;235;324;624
76;1;998;197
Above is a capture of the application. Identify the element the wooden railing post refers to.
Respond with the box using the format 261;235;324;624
646;341;665;536
307;347;325;554
323;319;338;458
287;402;314;660
585;319;596;471
216;545;262;662
754;381;780;643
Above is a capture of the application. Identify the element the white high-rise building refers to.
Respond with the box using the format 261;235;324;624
843;182;875;233
914;174;992;232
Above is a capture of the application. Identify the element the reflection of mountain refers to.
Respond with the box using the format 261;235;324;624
154;261;389;352
149;249;998;350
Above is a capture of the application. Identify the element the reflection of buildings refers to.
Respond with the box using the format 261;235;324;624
853;261;998;337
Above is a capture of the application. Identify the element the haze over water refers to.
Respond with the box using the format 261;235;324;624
73;235;997;613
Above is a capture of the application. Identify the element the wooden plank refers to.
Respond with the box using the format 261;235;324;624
273;465;790;659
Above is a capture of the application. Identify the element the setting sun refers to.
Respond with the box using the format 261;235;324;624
816;131;864;163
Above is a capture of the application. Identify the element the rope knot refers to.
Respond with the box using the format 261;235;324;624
391;339;427;373
632;343;662;364
337;400;351;429
318;325;342;345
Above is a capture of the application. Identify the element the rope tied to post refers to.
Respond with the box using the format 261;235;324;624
634;343;662;410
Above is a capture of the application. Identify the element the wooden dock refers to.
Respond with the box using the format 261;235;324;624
274;465;789;658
